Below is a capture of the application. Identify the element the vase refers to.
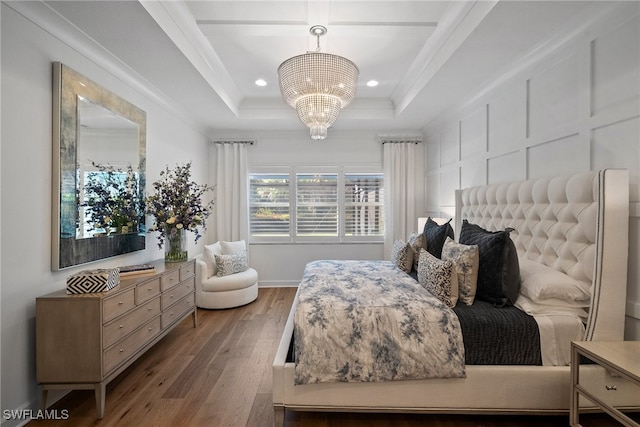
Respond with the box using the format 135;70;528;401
165;227;188;262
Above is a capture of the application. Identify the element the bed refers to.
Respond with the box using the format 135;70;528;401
272;169;634;425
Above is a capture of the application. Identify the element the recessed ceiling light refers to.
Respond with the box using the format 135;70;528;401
255;79;267;87
366;80;379;87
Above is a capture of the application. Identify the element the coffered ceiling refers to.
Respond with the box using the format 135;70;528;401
41;0;603;136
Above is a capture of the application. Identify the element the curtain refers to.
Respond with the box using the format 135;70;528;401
214;142;249;242
383;141;417;258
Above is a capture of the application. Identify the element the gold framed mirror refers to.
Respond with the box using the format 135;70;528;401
52;62;146;270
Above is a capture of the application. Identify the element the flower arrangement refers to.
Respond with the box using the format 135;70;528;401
82;162;143;235
145;162;215;253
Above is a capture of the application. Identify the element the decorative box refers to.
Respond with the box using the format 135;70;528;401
66;268;120;294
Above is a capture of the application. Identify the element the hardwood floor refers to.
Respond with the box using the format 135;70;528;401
31;287;628;427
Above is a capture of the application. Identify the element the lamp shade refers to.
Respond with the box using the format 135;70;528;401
278;51;358;140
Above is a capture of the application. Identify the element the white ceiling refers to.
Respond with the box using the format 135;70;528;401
43;0;605;137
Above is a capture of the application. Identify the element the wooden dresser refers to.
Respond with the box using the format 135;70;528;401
36;259;196;419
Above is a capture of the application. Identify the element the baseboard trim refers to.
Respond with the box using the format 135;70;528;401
258;281;299;288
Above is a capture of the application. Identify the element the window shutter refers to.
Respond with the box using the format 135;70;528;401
249;174;290;236
344;174;384;237
296;173;338;236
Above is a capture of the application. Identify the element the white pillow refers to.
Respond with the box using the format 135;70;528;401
515;294;588;320
203;242;222;278
519;258;591;304
221;239;246;255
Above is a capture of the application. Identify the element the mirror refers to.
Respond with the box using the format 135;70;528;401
52;62;146;270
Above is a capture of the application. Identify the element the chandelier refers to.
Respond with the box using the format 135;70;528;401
278;25;359;140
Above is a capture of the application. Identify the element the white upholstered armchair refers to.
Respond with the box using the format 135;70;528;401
194;240;258;309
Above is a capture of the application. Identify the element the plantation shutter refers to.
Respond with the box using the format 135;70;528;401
344;173;384;237
249;174;290;237
296;173;338;236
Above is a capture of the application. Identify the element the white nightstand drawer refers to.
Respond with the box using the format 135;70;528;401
579;365;640;408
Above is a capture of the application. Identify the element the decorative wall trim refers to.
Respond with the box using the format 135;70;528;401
627;301;640;320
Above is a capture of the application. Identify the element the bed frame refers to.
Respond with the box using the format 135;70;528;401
272;169;632;425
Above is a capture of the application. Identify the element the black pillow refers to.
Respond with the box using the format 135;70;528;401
423;217;454;259
458;220;520;306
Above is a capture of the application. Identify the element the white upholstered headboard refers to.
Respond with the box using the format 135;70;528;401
455;169;629;341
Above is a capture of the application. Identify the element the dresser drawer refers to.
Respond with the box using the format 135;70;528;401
579;366;640;408
136;278;160;304
160;269;180;291
161;293;195;328
180;261;195;281
161;277;194;310
103;297;161;348
103;317;161;374
103;288;135;323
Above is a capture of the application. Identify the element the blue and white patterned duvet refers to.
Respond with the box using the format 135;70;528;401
294;260;466;385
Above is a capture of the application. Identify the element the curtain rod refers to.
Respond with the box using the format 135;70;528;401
379;139;422;144
213;139;255;145
377;135;423;144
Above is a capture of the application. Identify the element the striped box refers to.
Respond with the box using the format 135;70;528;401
66;268;120;294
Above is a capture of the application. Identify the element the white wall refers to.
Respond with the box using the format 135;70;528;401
209;130;425;286
0;3;209;423
422;3;640;339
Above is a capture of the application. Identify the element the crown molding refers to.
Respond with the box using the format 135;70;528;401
5;0;209;136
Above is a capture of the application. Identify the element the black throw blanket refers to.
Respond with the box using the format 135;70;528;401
453;299;542;365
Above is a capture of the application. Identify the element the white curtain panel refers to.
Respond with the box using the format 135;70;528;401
383;142;416;258
215;142;249;242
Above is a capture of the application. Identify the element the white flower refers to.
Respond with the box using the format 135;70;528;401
176;223;184;229
166;216;176;225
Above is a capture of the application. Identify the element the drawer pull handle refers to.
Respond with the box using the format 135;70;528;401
605;385;617;391
148;307;153;311
119;324;124;329
148;287;153;291
118;301;124;305
148;327;153;331
119;348;124;353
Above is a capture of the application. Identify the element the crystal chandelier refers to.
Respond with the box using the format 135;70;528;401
278;25;359;140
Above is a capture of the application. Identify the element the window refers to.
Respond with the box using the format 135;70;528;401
296;173;338;237
249;170;384;242
249;174;290;238
344;173;384;237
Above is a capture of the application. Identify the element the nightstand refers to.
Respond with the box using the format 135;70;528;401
570;341;640;427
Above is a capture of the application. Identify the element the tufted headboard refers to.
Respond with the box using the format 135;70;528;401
455;169;629;341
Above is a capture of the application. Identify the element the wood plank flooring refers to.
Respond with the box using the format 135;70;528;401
31;287;629;427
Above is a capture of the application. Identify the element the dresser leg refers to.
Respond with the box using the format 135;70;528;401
192;307;198;328
273;406;285;427
95;383;106;419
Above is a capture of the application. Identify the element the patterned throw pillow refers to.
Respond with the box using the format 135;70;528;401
423;217;454;259
442;237;479;305
407;232;427;271
215;250;249;277
391;240;413;273
459;220;520;306
417;250;459;308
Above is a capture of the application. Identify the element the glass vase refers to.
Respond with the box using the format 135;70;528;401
165;227;188;262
